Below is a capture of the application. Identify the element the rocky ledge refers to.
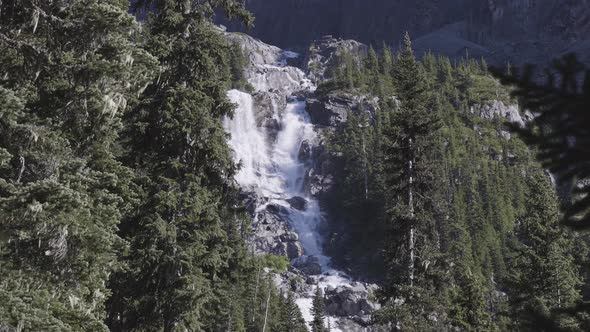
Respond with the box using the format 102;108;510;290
306;91;379;127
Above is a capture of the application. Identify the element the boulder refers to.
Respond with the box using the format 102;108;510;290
293;256;323;275
325;283;381;318
472;100;529;128
286;196;308;211
286;241;304;259
249;203;304;259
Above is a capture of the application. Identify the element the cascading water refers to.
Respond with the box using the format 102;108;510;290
224;51;353;331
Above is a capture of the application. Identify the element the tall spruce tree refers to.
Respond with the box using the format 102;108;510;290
376;32;444;329
509;171;582;330
311;287;327;332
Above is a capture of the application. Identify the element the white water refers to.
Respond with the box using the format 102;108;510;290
224;55;351;330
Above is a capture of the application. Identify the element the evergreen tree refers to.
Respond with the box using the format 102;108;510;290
377;32;443;328
0;0;157;330
509;172;582;330
105;0;252;330
284;292;308;332
492;55;590;229
311;287;327;332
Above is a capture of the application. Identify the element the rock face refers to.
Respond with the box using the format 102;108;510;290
302;91;380;199
220;0;590;68
286;196;308;211
219;0;465;49
306;92;379;127
225;32;313;96
307;36;367;82
471;100;533;128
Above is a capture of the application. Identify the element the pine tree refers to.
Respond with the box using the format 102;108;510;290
311;287;327;332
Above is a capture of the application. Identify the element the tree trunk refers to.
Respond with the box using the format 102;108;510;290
252;266;260;323
408;138;415;287
262;284;272;332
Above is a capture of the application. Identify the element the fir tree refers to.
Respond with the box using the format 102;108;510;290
105;0;252;330
311;287;327;332
0;0;157;330
509;172;582;330
377;32;443;327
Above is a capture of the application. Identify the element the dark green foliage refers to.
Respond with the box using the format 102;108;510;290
492;55;590;230
0;0;157;329
104;1;256;331
507;172;583;330
311;287;327;332
0;0;298;331
376;32;445;329
322;33;585;331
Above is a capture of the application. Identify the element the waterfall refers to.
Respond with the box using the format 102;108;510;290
224;90;272;190
224;52;352;331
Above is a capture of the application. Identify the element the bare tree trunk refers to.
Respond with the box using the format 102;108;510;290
252;266;261;323
262;284;272;332
362;131;369;200
16;156;25;183
408;138;415;287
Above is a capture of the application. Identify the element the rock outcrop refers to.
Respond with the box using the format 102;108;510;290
306;92;379;127
249;203;304;260
307;36;367;82
471;100;533;128
225;31;314;96
325;283;381;319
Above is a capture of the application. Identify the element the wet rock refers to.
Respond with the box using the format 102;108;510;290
253;91;287;141
286;241;304;259
325;283;381;318
306;276;318;285
280;232;299;242
286;196;307;211
266;203;288;215
248;204;304;258
248;65;310;95
298;140;313;162
293;256;323;275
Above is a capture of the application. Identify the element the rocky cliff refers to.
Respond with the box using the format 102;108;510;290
219;0;590;67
